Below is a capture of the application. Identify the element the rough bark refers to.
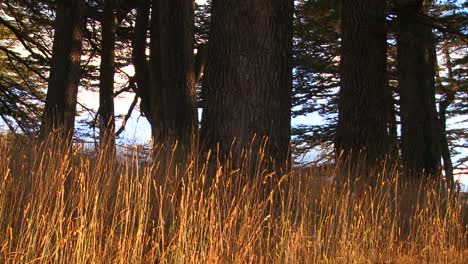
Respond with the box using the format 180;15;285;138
41;0;85;141
396;0;441;177
200;0;294;171
132;0;196;146
99;0;117;153
154;0;197;143
131;0;163;143
148;0;163;142
335;0;389;166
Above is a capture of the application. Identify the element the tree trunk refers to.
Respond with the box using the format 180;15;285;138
397;0;441;177
99;0;117;154
148;0;163;143
132;0;196;146
131;0;164;145
153;0;197;143
41;0;85;142
200;0;294;171
438;37;456;185
335;0;389;166
439;94;454;184
132;1;151;120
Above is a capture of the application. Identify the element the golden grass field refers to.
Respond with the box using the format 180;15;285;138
0;135;466;263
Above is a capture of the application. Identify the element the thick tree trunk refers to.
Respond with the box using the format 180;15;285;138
397;0;441;177
335;0;389;166
132;0;196;146
200;0;294;171
131;0;163;145
99;0;117;153
153;0;197;143
148;0;163;143
41;0;85;141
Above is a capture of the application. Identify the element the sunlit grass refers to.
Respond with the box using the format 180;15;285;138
0;134;466;263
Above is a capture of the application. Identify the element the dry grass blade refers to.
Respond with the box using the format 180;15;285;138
0;134;466;263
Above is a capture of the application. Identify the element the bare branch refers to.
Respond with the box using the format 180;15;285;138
116;94;138;137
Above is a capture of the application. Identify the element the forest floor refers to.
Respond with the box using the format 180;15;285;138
0;136;467;263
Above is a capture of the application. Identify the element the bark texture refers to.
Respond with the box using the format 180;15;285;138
154;0;197;143
132;0;196;145
335;0;390;165
201;0;294;170
397;0;441;176
41;0;85;141
99;0;117;152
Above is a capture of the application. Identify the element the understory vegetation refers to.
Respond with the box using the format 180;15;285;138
0;136;467;263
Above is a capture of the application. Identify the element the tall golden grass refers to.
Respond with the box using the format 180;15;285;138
0;134;466;263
